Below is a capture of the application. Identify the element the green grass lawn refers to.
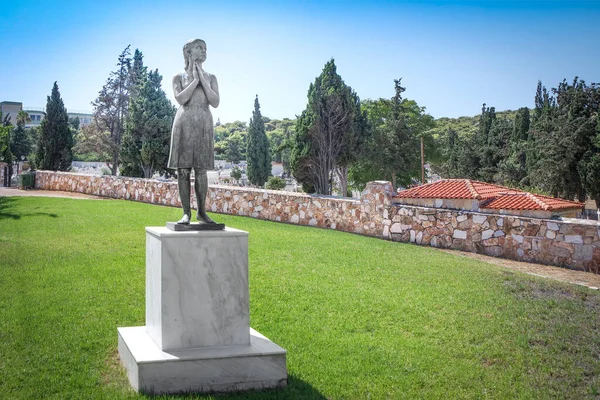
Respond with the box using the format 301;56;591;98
1;196;600;399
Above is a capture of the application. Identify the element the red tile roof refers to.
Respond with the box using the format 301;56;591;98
394;179;513;200
394;179;584;211
481;192;583;211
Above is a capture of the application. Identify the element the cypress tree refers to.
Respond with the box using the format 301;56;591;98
533;80;544;122
128;49;147;99
246;96;271;187
10;111;31;160
291;59;364;194
121;69;175;178
445;128;460;177
528;78;599;201
36;82;73;170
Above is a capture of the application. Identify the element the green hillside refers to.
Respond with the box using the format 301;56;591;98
433;109;518;138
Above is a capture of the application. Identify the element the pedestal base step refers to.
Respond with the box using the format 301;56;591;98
118;326;287;395
166;222;225;231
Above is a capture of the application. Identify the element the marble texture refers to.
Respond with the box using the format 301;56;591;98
118;326;287;395
145;227;250;350
118;225;287;394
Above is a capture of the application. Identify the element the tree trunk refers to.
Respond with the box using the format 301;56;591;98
111;148;119;175
336;166;348;197
391;172;396;191
421;136;425;184
7;164;13;187
143;166;153;179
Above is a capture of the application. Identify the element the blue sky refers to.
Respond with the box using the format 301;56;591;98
1;1;598;123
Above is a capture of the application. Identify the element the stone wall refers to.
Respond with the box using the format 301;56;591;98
33;171;393;237
387;206;600;273
34;171;600;273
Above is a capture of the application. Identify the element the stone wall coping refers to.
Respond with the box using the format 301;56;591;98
395;203;600;228
34;170;361;204
210;184;359;203
38;170;173;184
561;217;600;227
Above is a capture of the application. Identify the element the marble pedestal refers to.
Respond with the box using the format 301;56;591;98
118;227;287;395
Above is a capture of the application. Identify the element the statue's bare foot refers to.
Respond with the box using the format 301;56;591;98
197;212;215;224
177;214;191;225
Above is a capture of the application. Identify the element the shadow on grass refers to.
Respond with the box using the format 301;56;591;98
0;196;59;220
142;374;327;399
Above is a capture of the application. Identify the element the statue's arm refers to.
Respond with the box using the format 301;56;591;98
173;74;198;106
198;73;220;108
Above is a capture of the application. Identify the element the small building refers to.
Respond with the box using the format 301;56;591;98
23;107;45;127
68;111;93;127
0;101;22;125
394;179;584;219
1;101;92;128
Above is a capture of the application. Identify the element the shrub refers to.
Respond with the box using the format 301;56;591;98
231;166;242;181
265;176;286;190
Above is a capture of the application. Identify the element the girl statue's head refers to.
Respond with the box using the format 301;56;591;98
183;39;207;70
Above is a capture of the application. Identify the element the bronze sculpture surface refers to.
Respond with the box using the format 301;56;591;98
168;39;222;228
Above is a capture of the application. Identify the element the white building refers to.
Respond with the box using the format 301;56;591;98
0;101;21;125
23;107;45;127
1;101;92;128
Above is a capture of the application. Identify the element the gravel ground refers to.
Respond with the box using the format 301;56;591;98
440;249;600;290
2;185;599;290
0;186;105;200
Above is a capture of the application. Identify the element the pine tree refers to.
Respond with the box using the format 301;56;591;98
35;82;73;171
347;80;423;190
246;96;271;187
377;79;420;189
89;46;133;175
121;69;175;178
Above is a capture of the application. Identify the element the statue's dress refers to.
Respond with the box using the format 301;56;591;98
167;72;214;170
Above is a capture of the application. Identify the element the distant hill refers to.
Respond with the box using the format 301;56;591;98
433;109;519;137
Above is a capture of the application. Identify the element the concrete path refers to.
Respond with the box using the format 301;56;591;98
2;185;599;290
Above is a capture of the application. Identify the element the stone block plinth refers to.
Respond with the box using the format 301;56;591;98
118;326;287;395
145;227;250;350
118;226;287;394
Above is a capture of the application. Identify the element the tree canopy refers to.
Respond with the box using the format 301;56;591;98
291;59;366;195
246;96;271;187
10;111;32;161
35;82;73;171
429;78;600;203
349;80;434;191
121;69;175;178
87;46;136;175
